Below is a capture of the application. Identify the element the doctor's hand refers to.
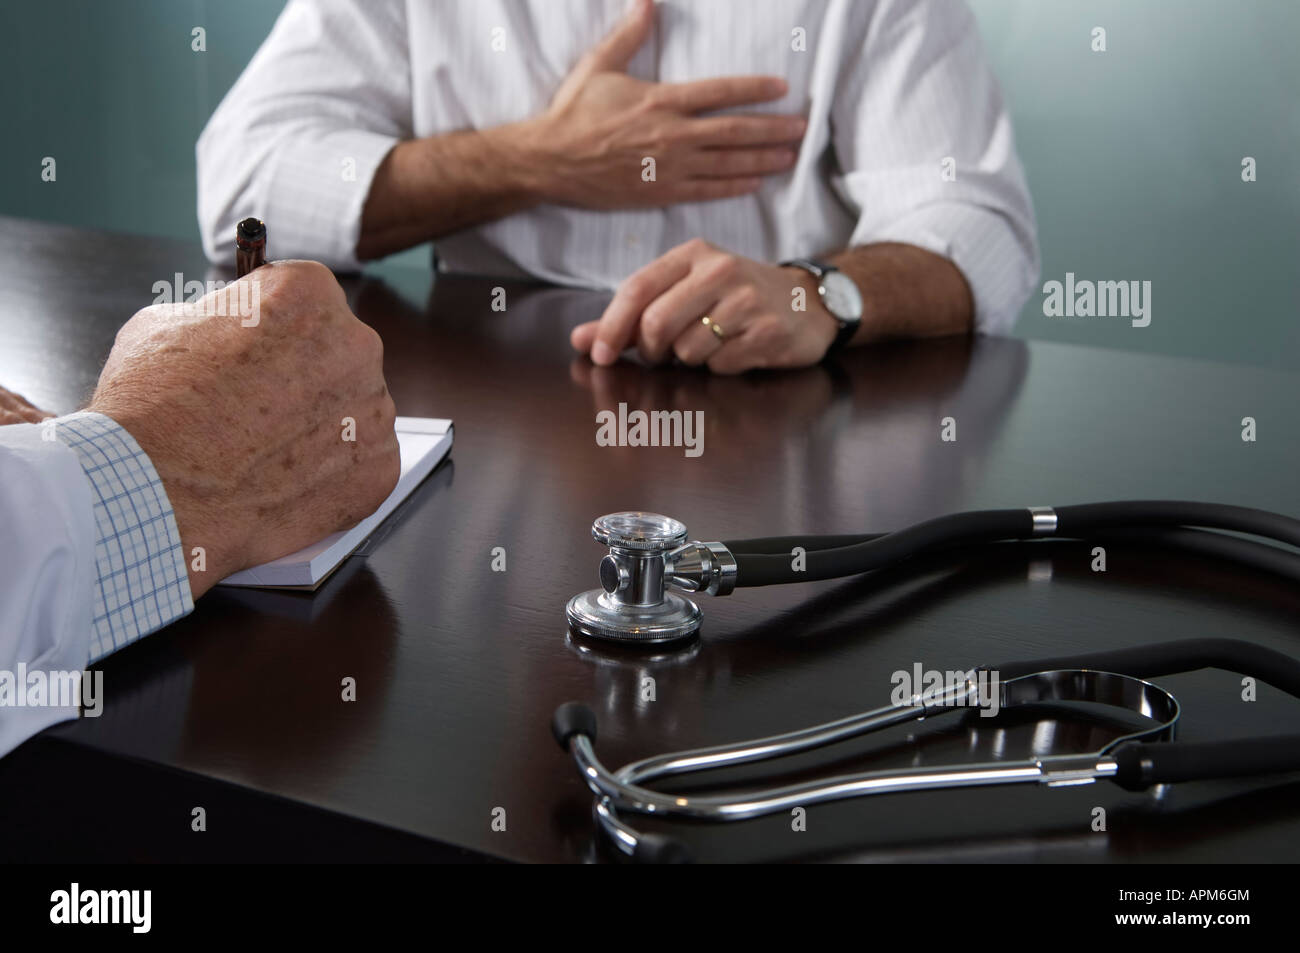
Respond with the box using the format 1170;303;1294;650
0;385;54;425
86;261;400;599
523;0;805;209
570;239;841;374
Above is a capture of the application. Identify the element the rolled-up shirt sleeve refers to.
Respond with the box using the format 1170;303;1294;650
0;413;193;758
831;0;1040;335
196;0;411;271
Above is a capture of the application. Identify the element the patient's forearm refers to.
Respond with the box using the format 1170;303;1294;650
830;242;974;344
356;122;548;261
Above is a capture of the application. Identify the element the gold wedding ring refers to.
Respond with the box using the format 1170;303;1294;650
701;315;726;341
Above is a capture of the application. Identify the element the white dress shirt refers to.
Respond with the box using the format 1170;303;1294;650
0;414;192;758
198;0;1039;333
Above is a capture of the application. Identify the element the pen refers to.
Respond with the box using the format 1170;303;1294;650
235;217;267;278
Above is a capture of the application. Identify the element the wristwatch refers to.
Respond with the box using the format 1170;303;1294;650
780;258;864;358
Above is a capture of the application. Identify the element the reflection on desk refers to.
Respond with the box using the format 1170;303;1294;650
1;217;1298;863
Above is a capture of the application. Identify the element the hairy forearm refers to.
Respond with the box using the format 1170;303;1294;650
829;243;974;345
356;121;551;261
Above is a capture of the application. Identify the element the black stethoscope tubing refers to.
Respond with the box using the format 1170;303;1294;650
722;501;1300;586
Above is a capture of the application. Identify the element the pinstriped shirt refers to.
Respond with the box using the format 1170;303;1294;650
198;0;1039;333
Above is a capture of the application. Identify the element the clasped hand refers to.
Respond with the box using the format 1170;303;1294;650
571;239;840;374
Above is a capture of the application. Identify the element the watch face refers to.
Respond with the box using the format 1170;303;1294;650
819;271;863;323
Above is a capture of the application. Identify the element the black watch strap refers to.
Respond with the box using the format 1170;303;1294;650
781;258;858;359
824;311;859;358
783;257;826;278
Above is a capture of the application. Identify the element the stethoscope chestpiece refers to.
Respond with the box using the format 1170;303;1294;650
566;512;705;644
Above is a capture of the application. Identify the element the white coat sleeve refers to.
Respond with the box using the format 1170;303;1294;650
0;413;194;758
0;423;96;756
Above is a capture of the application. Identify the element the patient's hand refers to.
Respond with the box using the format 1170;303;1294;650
87;261;400;598
0;386;54;425
571;239;839;374
524;0;806;209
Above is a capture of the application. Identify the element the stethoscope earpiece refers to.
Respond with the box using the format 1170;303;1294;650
551;701;598;751
630;833;693;865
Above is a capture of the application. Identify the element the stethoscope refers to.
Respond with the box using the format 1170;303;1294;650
566;502;1300;643
555;638;1300;863
558;501;1300;862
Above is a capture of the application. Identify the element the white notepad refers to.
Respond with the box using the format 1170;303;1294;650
217;416;453;589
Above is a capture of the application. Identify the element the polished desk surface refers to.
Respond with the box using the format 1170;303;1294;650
2;216;1298;863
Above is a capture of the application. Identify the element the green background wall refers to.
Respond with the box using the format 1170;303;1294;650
3;0;1296;369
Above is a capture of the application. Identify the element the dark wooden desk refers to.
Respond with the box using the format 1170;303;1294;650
1;216;1297;863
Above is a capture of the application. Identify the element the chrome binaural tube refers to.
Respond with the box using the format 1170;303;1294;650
556;667;1180;861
